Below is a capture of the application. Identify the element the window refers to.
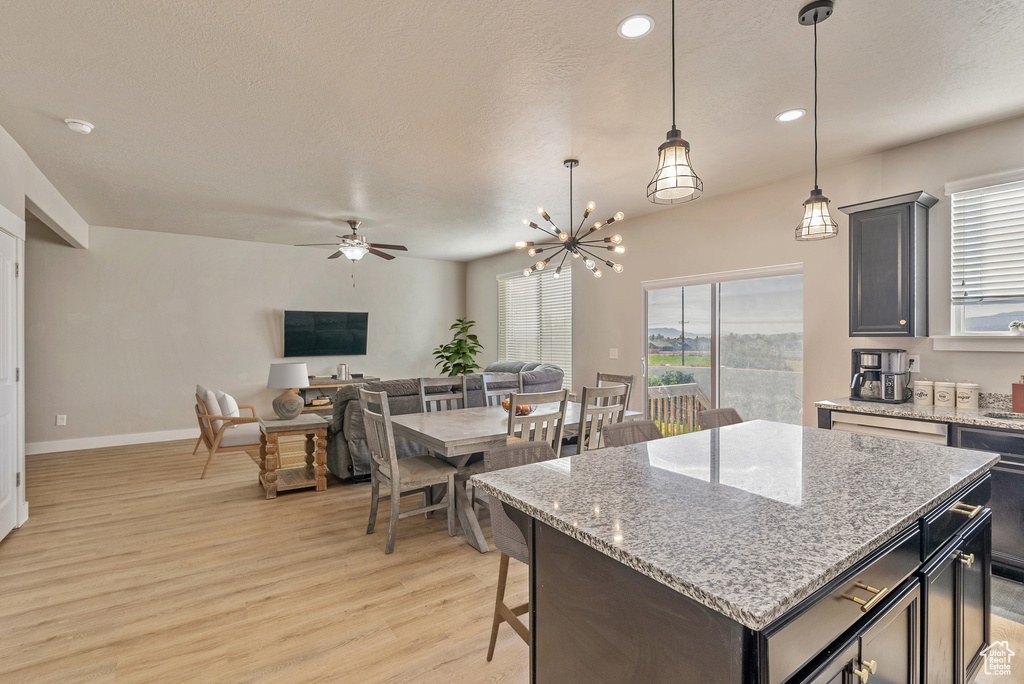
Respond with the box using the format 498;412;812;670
644;265;803;424
497;266;572;388
951;177;1024;335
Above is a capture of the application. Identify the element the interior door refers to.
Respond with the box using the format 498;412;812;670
0;229;17;542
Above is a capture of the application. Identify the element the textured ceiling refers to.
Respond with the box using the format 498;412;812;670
1;0;1023;261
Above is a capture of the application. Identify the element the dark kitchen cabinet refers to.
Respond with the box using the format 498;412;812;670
796;580;921;684
842;192;937;337
953;425;1024;581
919;511;991;684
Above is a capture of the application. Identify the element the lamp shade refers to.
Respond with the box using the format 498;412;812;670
795;188;840;241
268;362;309;389
647;129;703;204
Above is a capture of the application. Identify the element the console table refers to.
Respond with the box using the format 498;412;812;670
300;376;380;415
258;415;328;499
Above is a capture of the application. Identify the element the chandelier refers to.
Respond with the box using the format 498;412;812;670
516;159;625;279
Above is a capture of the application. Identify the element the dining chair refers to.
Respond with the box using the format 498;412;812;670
698;407;744;430
506;389;569;457
360;388;457;554
484;441;557;661
194;390;261;479
418;376;468;413
574;384;628;452
601;419;664;447
481;373;518;407
597;372;637;416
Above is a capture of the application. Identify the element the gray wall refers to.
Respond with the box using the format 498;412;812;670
467;114;1024;423
25;223;466;446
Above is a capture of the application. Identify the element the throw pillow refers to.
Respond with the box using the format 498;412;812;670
216;390;240;420
201;387;223;433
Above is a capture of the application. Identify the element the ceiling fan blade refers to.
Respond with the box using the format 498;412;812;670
295;243;341;247
367;248;396;260
328;250;345;259
367;243;408;251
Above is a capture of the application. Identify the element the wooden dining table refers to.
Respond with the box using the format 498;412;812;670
390;402;642;552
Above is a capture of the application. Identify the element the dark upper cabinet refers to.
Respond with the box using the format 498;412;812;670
842;192;938;337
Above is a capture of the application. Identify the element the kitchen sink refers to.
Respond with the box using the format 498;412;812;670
984;412;1024;420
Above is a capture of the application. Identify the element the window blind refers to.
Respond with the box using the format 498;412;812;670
951;178;1024;303
497;267;572;388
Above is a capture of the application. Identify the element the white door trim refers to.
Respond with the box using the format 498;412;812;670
0;204;26;528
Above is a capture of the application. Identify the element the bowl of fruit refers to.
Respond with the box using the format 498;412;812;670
501;398;536;416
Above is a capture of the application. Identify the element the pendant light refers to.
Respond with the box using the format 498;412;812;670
647;0;702;204
795;0;839;241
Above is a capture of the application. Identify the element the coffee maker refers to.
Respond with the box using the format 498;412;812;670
851;349;910;403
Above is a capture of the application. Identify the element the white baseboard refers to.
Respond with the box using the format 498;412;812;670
26;428;200;455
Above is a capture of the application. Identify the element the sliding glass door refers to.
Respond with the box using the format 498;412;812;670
644;266;803;427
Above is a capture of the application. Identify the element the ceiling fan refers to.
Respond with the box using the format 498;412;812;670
295;220;408;261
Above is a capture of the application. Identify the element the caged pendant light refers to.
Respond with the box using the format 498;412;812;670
647;0;702;204
795;0;839;241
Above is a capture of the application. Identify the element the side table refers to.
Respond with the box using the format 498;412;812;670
258;414;328;499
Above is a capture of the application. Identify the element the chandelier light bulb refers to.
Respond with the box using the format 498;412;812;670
537;207;544;215
558;232;569;241
614;212;624;221
594;269;603;278
523;268;532;277
593;221;602;230
610;234;623;244
515;241;527;249
528;248;537;256
553;266;562;278
571;250;581;258
535;260;546;270
614;245;626;254
613;263;624;273
587;201;596;211
522;218;530;225
585;259;595;270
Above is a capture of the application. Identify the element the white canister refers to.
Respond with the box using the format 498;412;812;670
934;381;957;408
956;382;980;409
913;380;934;405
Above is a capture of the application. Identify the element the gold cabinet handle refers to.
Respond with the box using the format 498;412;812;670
950;502;983;519
842;582;890;613
852;660;878;683
961;552;976;568
899;319;906;325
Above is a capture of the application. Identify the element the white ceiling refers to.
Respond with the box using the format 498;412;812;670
1;0;1023;261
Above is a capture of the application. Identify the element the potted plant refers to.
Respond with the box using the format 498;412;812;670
1010;321;1024;335
433;317;484;376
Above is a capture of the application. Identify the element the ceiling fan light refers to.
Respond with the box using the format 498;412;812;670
795;188;839;241
648;131;703;204
339;244;369;261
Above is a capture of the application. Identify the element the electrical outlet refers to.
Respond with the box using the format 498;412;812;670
908;356;921;373
609;348;618;359
56;414;67;426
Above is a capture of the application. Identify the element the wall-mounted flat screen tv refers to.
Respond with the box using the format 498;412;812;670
284;311;368;357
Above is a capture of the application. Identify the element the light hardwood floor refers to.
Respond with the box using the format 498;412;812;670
5;440;1024;683
0;440;529;683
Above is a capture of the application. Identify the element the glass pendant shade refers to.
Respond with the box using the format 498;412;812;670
647;129;703;204
339;244;369;261
795;188;839;241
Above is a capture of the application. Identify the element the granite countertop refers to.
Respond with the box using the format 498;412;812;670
816;397;1024;431
471;420;997;631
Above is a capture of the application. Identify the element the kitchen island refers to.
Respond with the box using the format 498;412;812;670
472;420;998;684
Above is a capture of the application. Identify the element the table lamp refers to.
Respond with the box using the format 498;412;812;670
268;362;308;419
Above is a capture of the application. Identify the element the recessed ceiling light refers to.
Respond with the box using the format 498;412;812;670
775;109;806;122
618;14;654;39
64;119;94;134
